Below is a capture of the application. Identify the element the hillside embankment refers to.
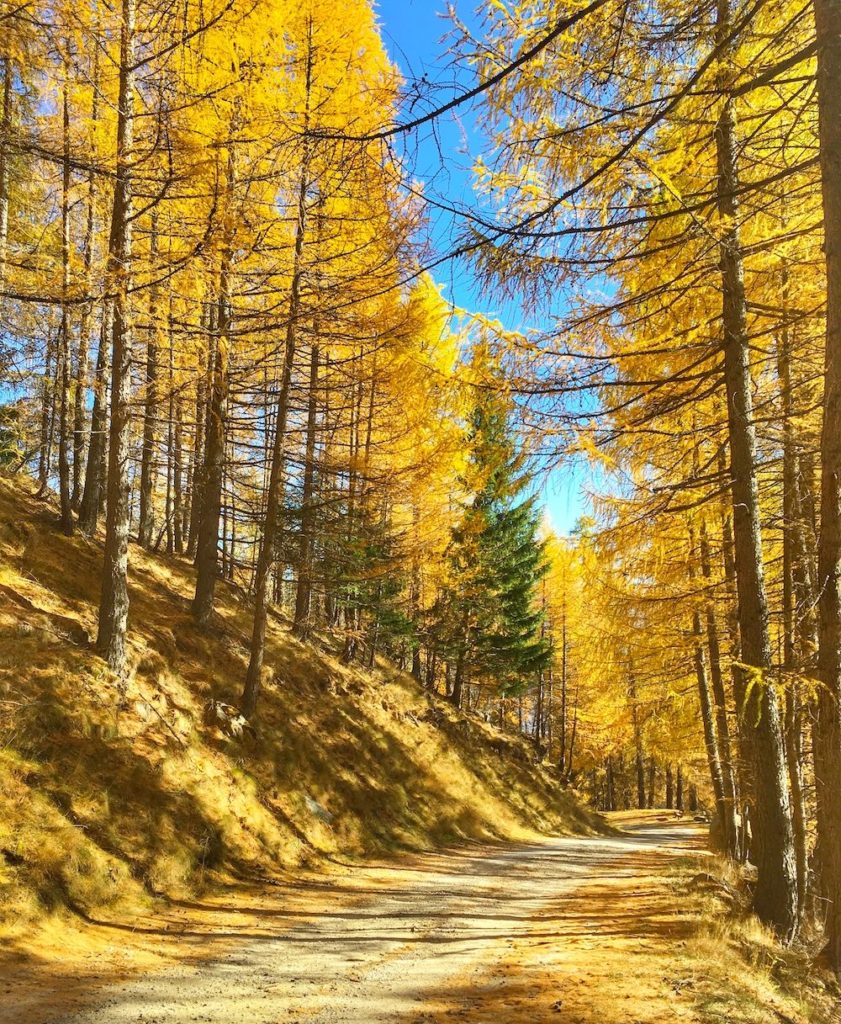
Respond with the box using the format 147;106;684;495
0;475;597;961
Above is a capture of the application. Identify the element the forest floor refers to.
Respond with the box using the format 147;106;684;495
6;814;835;1024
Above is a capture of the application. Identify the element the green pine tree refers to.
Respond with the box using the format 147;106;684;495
439;399;552;705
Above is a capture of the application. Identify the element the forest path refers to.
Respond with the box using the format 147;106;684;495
26;818;707;1024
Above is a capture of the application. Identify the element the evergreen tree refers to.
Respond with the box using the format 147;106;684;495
440;399;552;706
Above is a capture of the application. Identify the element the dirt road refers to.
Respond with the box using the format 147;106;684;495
25;819;707;1024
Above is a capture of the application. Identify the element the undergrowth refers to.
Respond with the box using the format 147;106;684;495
669;854;840;1024
0;475;598;940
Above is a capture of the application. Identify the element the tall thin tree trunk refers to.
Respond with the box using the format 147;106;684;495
606;756;615;812
192;271;229;624
97;0;136;675
172;323;184;557
0;57;12;284
566;683;578;781
57;80;73;535
186;367;206;557
558;598;567;775
813;0;841;975
629;668;645;810
690;509;737;857
699;517;740;857
192;153;234;625
72;42;99;509
36;328;55;496
693;604;729;840
776;261;810;918
78;306;110;535
714;0;798;938
293;340;320;636
241;30;313;717
137;220;159;548
450;623;467;710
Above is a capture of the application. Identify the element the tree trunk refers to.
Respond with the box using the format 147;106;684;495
565;685;578;781
426;648;437;692
78;306;110;535
96;0;135;675
776;261;810;919
72;43;99;509
690;517;738;856
665;765;674;809
0;57;12;283
558;607;567;775
699;518;740;855
813;0;841;975
606;756;615;812
36;326;55;496
693;606;729;841
241;33;313;717
192;270;229;625
173;381;184;555
293;340;320;636
629;668;645;810
57;80;73;535
192;149;234;625
137;222;159;548
186;366;206;557
450;643;465;709
714;0;798;939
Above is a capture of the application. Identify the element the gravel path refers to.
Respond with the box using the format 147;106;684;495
40;820;702;1024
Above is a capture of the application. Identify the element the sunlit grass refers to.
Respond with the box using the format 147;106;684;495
666;855;840;1023
0;474;599;947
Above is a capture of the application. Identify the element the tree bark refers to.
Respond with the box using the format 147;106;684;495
192;264;229;625
775;261;810;919
137;222;159;548
72;42;99;509
714;0;798;939
192;147;234;625
629;668;645;810
813;0;841;975
78;306;110;535
241;31;313;716
57;80;73;535
293;340;320;636
96;0;135;675
699;518;740;856
0;57;12;284
558;604;567;775
606;756;616;812
693;605;729;842
565;684;578;781
450;641;466;710
186;364;206;557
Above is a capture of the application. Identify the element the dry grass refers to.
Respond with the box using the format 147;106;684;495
668;855;841;1024
0;475;598;946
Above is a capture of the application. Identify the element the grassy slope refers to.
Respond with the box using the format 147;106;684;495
0;475;598;937
678;855;841;1024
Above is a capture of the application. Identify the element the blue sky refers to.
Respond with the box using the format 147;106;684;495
374;0;592;535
